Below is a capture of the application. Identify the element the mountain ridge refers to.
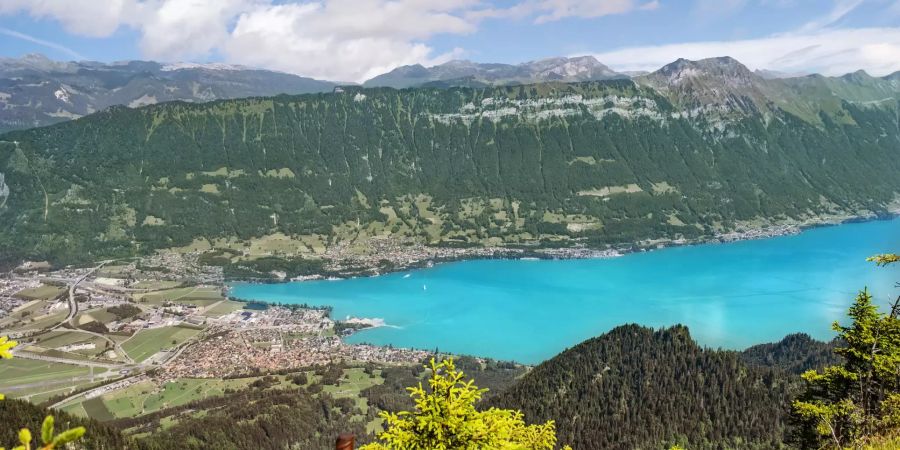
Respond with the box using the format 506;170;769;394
0;53;338;133
363;55;627;89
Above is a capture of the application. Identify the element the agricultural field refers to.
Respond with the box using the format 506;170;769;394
32;330;107;350
121;326;201;362
74;308;119;326
0;358;91;392
131;280;183;290
15;378;108;405
14;284;66;301
6;311;68;332
201;299;245;317
133;286;224;307
64;377;265;420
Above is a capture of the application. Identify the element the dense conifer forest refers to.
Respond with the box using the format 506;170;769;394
490;325;838;449
0;398;133;449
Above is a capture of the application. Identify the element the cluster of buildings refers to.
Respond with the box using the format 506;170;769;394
163;329;430;379
158;305;429;379
0;277;41;317
105;251;224;284
714;224;800;243
318;236;518;277
212;306;332;332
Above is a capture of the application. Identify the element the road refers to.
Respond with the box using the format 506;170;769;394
60;262;109;329
36;261;135;364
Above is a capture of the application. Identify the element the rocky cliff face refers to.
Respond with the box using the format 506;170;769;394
0;172;8;209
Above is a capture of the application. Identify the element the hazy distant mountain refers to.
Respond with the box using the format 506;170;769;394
363;56;626;88
754;68;808;79
0;54;338;132
621;70;650;77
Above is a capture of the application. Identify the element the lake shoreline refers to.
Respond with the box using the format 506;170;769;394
227;214;898;364
227;209;900;285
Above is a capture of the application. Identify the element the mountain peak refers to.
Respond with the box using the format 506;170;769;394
656;56;754;81
637;56;770;115
22;53;52;62
840;69;875;83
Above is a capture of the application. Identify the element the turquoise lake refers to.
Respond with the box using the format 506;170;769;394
230;218;900;364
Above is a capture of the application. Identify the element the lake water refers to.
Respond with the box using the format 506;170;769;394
230;218;900;364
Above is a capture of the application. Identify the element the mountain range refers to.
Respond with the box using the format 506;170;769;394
0;54;338;133
0;55;898;265
3;53;899;134
362;55;627;89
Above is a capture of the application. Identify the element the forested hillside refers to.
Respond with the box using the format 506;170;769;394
0;398;134;449
490;325;837;450
0;329;839;450
0;57;898;264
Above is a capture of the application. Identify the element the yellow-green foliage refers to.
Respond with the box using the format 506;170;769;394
0;336;16;401
361;358;571;450
791;254;900;448
867;254;900;266
1;337;85;450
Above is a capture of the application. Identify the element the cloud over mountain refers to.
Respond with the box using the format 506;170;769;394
0;0;657;83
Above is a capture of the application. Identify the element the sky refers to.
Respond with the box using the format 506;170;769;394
0;0;899;83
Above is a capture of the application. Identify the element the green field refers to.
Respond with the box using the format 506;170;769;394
14;379;107;405
202;300;245;317
121;326;201;362
7;311;68;332
134;286;224;306
0;358;90;390
131;280;183;290
71;377;259;420
15;285;66;300
76;308;119;325
33;330;106;351
321;368;384;415
82;396;116;421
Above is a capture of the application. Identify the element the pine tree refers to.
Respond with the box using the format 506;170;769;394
791;254;900;448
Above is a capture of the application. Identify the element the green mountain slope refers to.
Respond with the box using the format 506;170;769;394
0;58;898;264
490;325;837;450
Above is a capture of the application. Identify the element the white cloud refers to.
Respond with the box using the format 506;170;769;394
220;1;473;82
589;27;900;76
468;0;657;23
139;0;256;60
3;0;894;83
0;0;144;37
0;0;662;82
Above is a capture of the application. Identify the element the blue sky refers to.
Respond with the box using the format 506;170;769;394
1;0;899;82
